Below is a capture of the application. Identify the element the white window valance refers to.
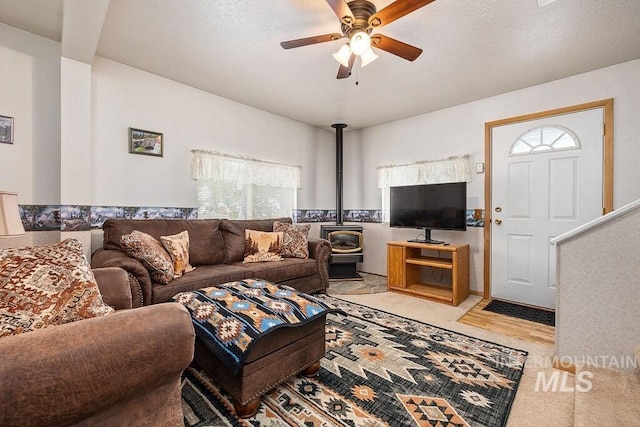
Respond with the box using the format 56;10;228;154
377;155;471;223
191;149;302;188
377;154;471;188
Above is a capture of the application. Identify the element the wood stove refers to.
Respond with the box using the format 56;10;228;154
321;225;364;280
322;123;364;280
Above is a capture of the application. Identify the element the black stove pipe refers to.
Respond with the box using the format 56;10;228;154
331;123;347;225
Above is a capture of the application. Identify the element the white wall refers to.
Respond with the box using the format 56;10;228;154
0;24;61;205
341;130;365;210
347;59;640;293
91;57;335;209
0;25;335;253
555;201;640;364
61;57;92;205
0;24;61;248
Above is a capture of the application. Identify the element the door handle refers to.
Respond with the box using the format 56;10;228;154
494;219;502;225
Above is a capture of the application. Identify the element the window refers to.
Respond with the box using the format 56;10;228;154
192;150;301;220
510;125;580;156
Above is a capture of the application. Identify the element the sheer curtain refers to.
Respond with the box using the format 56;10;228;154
191;150;301;219
377;155;471;222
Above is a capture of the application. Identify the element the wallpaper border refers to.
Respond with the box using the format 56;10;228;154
17;206;484;232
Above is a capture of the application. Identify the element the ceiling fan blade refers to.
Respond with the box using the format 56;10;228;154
337;54;356;79
326;0;355;26
280;33;344;49
368;0;436;28
371;34;423;61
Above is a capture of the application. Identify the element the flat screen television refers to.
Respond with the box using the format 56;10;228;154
390;182;467;244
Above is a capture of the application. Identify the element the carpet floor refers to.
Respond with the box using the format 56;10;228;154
182;295;528;426
482;300;555;327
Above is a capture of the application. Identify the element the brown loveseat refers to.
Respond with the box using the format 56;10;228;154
91;217;331;307
0;267;195;427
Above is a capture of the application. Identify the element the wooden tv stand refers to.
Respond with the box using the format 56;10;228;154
387;241;470;306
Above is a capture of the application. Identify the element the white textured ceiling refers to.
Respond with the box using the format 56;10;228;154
2;0;640;131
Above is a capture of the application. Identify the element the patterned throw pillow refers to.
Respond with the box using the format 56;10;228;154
243;230;284;263
121;230;174;284
160;230;195;278
0;239;114;337
273;221;311;259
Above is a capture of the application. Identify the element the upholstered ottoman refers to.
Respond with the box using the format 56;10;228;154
172;279;337;418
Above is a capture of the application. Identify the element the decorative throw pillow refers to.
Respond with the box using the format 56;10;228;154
160;230;195;278
0;239;114;337
121;230;174;284
273;221;311;259
243;230;284;263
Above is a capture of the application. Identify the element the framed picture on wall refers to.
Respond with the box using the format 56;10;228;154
0;115;14;144
128;127;163;157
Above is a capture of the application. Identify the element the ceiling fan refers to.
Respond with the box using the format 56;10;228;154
280;0;436;79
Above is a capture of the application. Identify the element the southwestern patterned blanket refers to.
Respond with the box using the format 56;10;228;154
172;279;341;375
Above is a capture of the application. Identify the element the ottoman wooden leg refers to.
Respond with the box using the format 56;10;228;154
234;397;261;419
301;361;321;378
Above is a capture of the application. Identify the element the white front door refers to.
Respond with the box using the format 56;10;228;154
491;108;604;309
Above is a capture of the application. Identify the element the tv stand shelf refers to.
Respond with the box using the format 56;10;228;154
406;255;453;269
387;241;470;306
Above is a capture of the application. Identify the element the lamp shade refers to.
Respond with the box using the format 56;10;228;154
360;47;379;67
0;191;26;236
332;44;352;67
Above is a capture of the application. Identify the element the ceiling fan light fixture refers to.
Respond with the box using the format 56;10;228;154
332;44;352;67
281;0;430;79
349;31;371;56
360;47;378;67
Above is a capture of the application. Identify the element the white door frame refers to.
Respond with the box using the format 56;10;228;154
483;99;614;300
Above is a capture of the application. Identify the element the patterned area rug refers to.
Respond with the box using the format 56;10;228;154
182;296;528;427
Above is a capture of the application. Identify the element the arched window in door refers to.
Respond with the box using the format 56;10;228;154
510;125;580;156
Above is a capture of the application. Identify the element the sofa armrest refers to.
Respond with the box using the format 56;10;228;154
0;303;195;427
91;247;151;307
307;237;331;291
93;267;133;310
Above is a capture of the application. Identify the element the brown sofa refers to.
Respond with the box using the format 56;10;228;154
0;267;195;427
91;217;331;307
